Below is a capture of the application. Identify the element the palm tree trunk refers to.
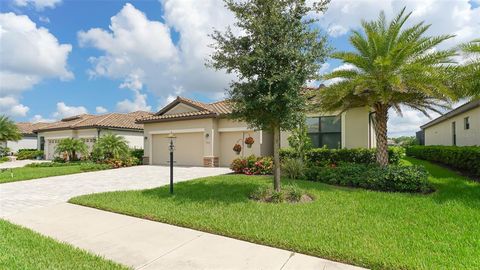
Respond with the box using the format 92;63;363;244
374;104;389;166
273;124;281;192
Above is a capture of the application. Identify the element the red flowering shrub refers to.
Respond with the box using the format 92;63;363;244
230;155;273;175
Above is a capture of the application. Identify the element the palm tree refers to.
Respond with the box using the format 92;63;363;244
92;133;129;160
457;39;480;98
314;8;457;166
55;138;88;161
0;115;21;142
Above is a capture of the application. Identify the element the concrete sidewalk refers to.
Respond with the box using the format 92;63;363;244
6;203;367;270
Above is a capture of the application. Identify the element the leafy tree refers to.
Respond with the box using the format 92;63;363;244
92;133;130;160
287;117;313;162
0;115;21;142
209;0;330;191
456;39;480;98
390;136;418;146
314;8;457;166
55;138;88;161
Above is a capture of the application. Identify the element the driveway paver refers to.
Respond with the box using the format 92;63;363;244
0;159;47;169
0;165;231;217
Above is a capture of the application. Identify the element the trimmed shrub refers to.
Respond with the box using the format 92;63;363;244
406;145;480;176
17;150;44;160
304;163;433;193
79;162;113;172
230;155;273;175
281;147;405;166
25;162;82;168
130;149;144;164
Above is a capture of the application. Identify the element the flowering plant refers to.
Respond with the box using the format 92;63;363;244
233;143;242;154
230;155;273;175
244;136;255;146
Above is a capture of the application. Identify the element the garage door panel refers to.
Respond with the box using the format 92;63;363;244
152;133;204;166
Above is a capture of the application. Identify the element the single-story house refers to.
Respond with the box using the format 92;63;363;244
137;96;376;167
420;99;479;146
34;111;151;160
0;122;50;154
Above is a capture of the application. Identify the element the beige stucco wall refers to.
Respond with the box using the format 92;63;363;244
424;106;479;146
39;128;144;160
280;107;374;149
164;103;198;115
144;117;271;166
342;107;375;148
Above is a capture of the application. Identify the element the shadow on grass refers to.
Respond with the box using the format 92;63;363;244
140;176;265;204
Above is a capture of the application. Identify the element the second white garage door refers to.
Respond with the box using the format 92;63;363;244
151;132;204;166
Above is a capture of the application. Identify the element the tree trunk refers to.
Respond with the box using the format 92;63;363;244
273;124;281;192
374;104;389;166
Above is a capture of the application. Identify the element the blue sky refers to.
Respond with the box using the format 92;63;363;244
1;0;479;136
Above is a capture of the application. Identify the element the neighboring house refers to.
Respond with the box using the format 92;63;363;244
137;96;376;167
34;111;151;160
1;122;50;154
420;99;479;146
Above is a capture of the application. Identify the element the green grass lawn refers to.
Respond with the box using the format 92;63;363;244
70;158;480;270
0;165;87;184
0;219;128;270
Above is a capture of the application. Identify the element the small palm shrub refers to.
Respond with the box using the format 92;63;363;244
0;115;21;142
55;138;88;161
92;133;129;160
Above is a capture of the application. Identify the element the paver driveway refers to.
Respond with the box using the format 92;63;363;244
0;159;47;169
0;165;231;217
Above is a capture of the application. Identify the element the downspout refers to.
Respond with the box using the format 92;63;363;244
368;111;376;149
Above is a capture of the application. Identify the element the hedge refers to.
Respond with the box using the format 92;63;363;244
304;163;433;193
406;145;480;176
16;150;44;160
280;147;405;165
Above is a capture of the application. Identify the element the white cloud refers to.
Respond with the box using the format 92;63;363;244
95;106;108;114
116;90;152;112
30;114;54;123
38;16;50;23
78;1;234;109
319;0;480;48
387;107;440;137
0;96;29;117
0;12;72;119
14;0;62;10
53;102;88;119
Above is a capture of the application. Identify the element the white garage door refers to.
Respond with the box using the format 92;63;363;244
151;133;204;166
219;131;257;167
46;139;60;160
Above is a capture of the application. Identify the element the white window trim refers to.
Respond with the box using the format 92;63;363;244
218;127;254;132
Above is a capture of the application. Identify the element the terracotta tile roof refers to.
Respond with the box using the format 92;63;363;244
137;88;317;123
136;97;232;123
34;111;152;132
16;122;51;135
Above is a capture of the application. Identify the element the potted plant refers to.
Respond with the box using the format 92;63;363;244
244;136;255;148
233;143;242;155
